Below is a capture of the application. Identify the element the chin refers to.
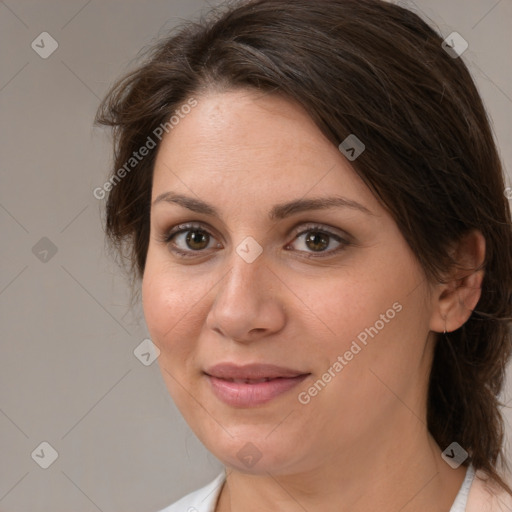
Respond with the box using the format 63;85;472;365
199;425;307;476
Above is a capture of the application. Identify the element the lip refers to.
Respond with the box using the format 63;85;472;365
204;363;310;407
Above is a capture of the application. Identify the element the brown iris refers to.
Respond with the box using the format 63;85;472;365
186;230;210;250
305;232;329;252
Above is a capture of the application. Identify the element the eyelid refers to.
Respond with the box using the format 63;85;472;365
157;222;221;258
160;222;221;243
289;222;350;241
285;223;351;258
158;221;352;257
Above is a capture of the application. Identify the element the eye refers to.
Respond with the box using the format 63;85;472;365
286;224;350;257
158;222;351;259
159;223;221;258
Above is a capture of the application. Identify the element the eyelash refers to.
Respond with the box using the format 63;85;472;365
158;222;351;260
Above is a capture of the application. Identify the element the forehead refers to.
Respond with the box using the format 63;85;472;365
151;89;378;213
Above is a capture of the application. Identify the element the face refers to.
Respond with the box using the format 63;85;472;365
142;88;437;476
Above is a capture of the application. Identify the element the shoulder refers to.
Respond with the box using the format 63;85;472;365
467;469;512;512
156;472;226;512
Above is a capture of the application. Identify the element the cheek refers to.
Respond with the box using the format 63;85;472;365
302;273;403;354
310;277;430;417
141;257;201;357
302;254;429;392
141;259;206;413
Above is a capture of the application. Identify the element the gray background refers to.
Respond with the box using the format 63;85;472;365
1;0;511;511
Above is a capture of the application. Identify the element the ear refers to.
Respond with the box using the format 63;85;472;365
429;229;486;333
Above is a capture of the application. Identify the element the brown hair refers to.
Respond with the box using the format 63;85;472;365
95;0;512;494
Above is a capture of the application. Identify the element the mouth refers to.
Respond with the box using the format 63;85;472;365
216;377;282;384
204;363;310;407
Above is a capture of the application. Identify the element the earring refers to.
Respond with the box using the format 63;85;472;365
443;316;447;335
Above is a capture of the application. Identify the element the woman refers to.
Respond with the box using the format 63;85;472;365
95;0;512;510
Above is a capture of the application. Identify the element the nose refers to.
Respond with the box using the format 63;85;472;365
205;248;287;343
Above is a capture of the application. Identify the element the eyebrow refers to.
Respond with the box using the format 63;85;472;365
152;191;374;220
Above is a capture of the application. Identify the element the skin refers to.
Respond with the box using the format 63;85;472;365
142;88;486;512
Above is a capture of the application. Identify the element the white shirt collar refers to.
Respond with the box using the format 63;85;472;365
157;470;225;512
160;465;476;511
450;465;476;511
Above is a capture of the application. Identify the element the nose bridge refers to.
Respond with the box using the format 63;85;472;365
221;239;268;305
206;238;283;340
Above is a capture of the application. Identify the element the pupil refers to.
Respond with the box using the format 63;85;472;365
186;230;209;250
306;232;328;251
